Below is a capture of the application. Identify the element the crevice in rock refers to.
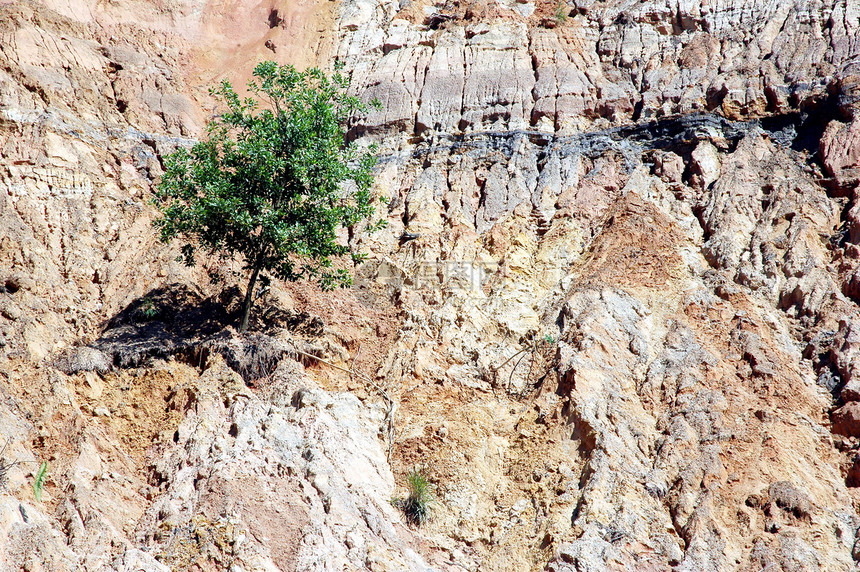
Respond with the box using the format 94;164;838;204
759;89;843;159
267;9;282;29
141;138;165;172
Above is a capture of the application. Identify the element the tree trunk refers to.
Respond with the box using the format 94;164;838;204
239;264;262;333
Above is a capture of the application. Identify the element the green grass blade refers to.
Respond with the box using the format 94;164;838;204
33;461;48;502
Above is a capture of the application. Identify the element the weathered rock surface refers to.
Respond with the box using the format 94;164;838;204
3;0;860;571
336;1;860;569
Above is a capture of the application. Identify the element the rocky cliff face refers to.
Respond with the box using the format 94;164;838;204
2;0;860;571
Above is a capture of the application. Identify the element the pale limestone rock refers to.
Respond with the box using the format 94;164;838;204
133;357;436;571
821;117;860;192
690;140;721;189
111;549;171;572
416;33;467;135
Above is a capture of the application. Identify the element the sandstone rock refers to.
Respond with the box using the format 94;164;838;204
847;454;860;487
821;118;860;194
767;481;813;521
832;402;860;437
832;320;860;398
654;151;685;185
690;140;721;189
844;264;860;303
841;378;860;403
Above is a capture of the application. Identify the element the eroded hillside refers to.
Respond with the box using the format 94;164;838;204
2;0;860;570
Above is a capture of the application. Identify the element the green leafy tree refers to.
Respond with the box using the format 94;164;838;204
153;61;381;332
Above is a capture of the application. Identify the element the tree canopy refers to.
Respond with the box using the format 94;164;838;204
153;61;381;332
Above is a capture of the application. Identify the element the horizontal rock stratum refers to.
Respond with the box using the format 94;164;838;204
2;0;860;570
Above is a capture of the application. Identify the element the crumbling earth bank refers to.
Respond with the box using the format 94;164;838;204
2;0;860;571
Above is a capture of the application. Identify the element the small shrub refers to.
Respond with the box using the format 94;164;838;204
555;3;568;23
393;467;434;526
139;297;158;321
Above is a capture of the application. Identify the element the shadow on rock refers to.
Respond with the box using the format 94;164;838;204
97;283;237;369
54;283;326;380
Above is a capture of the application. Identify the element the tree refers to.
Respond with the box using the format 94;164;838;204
153;61;381;332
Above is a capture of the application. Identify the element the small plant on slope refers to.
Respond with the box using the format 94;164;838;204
138;296;158;321
393;467;434;526
555;2;569;23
